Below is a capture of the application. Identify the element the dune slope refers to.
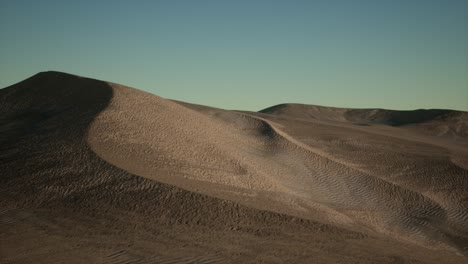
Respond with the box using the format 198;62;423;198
1;72;467;263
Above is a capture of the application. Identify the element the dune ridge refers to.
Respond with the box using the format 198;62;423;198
260;103;468;139
1;71;467;263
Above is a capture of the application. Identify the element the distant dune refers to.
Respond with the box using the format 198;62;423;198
1;71;467;263
260;103;468;138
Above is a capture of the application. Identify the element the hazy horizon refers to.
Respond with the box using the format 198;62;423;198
1;0;467;111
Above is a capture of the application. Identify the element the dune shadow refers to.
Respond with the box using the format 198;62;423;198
0;71;113;183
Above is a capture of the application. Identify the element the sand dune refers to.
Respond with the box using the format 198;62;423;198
260;103;468;139
1;71;467;263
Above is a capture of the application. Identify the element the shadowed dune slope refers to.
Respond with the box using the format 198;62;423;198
1;72;467;263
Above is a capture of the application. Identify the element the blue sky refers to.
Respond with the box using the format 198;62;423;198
1;0;467;111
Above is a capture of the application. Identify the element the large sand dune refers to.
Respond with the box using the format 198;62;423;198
1;71;467;263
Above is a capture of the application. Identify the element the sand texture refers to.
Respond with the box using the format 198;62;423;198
1;72;468;263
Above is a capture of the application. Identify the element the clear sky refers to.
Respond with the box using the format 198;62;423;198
1;0;467;111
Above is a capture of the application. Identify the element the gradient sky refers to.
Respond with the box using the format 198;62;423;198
1;0;467;111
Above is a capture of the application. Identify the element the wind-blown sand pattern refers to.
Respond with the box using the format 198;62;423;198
1;72;467;263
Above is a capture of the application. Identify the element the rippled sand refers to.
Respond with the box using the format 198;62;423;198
1;72;467;263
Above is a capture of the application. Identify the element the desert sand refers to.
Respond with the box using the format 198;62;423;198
1;71;467;263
